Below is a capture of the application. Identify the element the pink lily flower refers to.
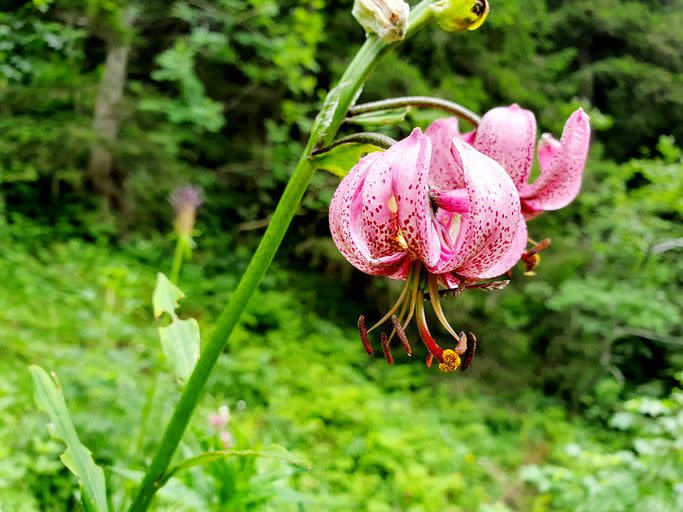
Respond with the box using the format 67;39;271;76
329;128;525;372
427;105;591;219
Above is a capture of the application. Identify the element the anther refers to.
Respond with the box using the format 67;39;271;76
467;280;510;291
460;332;477;371
455;331;467;355
358;315;373;356
391;315;412;356
380;332;393;365
522;238;551;275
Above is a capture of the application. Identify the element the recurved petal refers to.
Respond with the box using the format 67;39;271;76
476;214;527;278
392;128;443;269
473;104;537;188
437;139;523;278
520;108;591;211
329;152;407;277
426;117;465;190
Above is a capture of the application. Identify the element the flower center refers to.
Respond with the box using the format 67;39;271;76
357;262;477;372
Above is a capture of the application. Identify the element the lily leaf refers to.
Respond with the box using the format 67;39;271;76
346;107;410;128
29;365;109;512
153;273;200;381
161;446;311;487
310;142;384;178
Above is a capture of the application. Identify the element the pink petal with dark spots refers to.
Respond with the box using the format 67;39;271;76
521;108;591;212
392;128;443;269
473;104;537;188
435;139;523;279
329;151;407;277
479;214;527;277
425;117;465;190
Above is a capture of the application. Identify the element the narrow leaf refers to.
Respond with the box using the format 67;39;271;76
161;446;311;487
29;365;109;512
310;142;384;178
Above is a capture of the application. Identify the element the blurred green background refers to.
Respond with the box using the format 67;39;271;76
0;0;682;510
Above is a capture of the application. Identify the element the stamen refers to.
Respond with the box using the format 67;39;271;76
522;238;551;275
460;332;477;371
427;273;461;342
466;280;510;291
391;314;412;356
401;263;422;330
380;332;393;365
358;315;373;356
426;353;434;368
455;331;467;355
368;267;413;333
387;292;410;343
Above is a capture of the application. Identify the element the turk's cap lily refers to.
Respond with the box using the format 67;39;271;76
352;0;410;43
430;0;489;32
329;127;525;281
427;105;591;219
329;128;525;372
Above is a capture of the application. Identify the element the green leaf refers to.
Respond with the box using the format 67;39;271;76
153;273;200;381
310;142;384;178
29;366;108;512
346;107;410;128
161;446;311;487
159;318;200;381
153;272;184;319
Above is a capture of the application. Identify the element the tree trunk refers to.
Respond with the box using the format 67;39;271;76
88;37;130;212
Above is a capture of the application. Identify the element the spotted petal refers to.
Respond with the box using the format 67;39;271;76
425;117;465;190
435;139;523;279
520;108;591;212
391;128;443;269
473;104;537;188
329;152;407;278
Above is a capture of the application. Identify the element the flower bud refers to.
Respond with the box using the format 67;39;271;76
352;0;410;43
169;185;204;238
430;0;489;32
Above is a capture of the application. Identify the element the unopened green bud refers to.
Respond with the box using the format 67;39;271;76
352;0;410;43
430;0;489;32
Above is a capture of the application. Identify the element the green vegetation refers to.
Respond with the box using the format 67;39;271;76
0;0;681;510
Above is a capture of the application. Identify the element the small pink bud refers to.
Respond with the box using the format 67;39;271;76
208;404;231;431
220;431;234;449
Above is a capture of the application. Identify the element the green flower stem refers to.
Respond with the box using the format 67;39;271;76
349;96;482;126
169;236;187;284
311;132;397;156
128;3;434;511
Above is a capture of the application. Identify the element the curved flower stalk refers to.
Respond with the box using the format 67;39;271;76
329;128;524;372
427;105;591;219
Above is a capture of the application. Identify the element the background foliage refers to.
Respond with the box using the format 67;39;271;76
0;0;681;510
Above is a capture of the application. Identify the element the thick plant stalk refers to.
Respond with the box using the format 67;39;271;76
127;3;433;510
